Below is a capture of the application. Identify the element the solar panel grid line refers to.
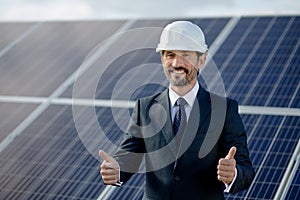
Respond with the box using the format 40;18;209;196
247;116;280;164
0;19;136;154
47;168;81;199
244;118;285;199
92;108;126;151
34;136;96;196
24;146;93;198
0;22;126;97
131;181;146;200
94;45;163;100
208;17;259;89
201;18;218;34
4;170;37;199
0;98;51;153
250;18;300;108
0;22;42;58
0;95;46;104
289;81;300;109
205;16;240;61
108;61;166;101
108;179;146;200
1;95;300;116
251;122;298;199
17;61;56;96
244;86;300;199
196;18;230;46
68;24;157;100
249;131;272;186
265;33;300;106
73;172;101;200
239;106;300;117
243;15;292;142
262;144;292;193
31;162;94;199
0;104;37;143
61;98;135;108
76;180;101;200
225;17;276;96
97;185;116;200
285;160;300;199
275;138;300;199
0;108;71;199
76;47;135;99
241;17;295;104
74;108;126;199
24;150;77;197
0;106;67;174
1;106;91;198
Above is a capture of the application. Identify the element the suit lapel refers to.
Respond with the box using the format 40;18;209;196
154;90;178;156
197;86;211;129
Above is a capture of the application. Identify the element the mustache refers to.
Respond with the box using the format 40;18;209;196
168;67;189;74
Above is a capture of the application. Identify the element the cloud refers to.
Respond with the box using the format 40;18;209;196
0;1;95;21
0;0;300;21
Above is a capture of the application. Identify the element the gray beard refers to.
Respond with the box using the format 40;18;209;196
170;76;189;87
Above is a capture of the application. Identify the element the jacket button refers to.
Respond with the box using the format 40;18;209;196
174;176;180;181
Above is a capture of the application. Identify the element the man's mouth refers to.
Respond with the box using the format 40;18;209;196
169;67;189;74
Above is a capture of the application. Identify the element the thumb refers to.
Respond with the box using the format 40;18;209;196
99;150;115;162
225;146;236;160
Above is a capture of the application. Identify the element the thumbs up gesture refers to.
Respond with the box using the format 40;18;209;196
99;150;120;185
217;147;236;185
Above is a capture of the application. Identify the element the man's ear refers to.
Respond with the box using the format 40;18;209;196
197;54;206;70
160;51;165;64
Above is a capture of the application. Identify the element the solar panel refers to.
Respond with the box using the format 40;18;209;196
0;16;299;200
0;103;38;142
285;163;300;199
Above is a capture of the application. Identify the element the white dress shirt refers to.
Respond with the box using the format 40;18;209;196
169;82;199;123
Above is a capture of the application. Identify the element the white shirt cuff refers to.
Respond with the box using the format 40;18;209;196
113;164;123;186
224;168;237;193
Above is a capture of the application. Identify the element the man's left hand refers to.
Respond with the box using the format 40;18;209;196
217;146;236;185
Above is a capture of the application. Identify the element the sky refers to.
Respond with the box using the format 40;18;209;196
0;0;300;21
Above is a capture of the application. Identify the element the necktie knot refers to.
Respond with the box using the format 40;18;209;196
176;97;187;107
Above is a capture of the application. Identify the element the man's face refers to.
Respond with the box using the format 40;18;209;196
161;50;204;87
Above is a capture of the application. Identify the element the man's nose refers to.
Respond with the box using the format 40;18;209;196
172;55;184;67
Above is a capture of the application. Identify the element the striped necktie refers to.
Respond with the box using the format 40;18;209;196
173;97;187;147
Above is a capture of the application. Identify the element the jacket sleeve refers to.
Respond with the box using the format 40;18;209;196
222;99;255;194
113;99;146;183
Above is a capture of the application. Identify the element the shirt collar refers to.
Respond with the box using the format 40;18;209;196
169;82;199;107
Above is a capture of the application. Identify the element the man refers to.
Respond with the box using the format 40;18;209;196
99;21;255;199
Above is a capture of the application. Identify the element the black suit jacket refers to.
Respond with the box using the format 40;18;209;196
114;86;255;200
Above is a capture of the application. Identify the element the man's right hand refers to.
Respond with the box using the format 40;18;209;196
99;150;120;185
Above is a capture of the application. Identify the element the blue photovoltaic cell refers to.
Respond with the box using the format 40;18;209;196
225;116;300;200
213;17;300;108
0;105;104;200
0;103;38;143
285;166;300;199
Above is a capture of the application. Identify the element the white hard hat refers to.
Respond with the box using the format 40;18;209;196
156;21;208;53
